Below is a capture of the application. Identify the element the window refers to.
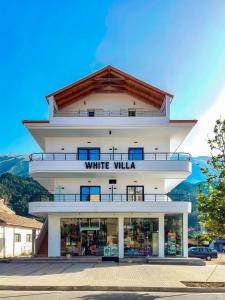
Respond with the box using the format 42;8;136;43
26;234;32;242
164;214;183;256
80;186;101;202
60;218;118;257
14;233;21;243
128;148;143;160
88;110;95;117
128;109;136;117
127;186;144;202
124;218;159;256
77;148;100;160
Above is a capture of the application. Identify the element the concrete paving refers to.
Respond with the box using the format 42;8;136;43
0;291;225;300
0;261;225;288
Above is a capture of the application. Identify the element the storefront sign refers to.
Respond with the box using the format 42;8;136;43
85;161;136;170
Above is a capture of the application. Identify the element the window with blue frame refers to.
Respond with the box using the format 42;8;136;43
128;148;144;160
80;186;101;202
77;148;100;160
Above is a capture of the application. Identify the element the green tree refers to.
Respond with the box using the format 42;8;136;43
197;119;225;239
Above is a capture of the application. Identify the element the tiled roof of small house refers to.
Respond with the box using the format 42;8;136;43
0;199;42;229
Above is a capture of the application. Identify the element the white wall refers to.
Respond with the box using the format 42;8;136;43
59;93;160;113
45;136;170;153
54;177;165;194
0;226;37;258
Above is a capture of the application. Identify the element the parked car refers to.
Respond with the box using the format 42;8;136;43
188;247;218;261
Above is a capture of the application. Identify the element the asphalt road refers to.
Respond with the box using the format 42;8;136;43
0;291;225;300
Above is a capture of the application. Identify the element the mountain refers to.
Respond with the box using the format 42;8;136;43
185;156;210;184
0;155;29;177
0;173;49;218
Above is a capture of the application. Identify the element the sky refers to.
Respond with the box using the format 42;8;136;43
0;0;225;156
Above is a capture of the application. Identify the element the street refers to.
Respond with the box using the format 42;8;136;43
0;291;225;300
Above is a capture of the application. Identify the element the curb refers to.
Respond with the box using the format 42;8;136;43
0;285;225;293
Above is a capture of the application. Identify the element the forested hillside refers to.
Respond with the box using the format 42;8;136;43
0;173;49;217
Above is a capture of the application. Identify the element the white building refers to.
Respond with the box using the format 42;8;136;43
0;199;42;258
23;66;197;259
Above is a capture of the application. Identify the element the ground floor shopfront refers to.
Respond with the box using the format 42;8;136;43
48;213;188;258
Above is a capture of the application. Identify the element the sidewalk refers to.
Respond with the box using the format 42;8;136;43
0;261;225;288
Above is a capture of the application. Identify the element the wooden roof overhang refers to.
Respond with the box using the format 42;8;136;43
46;66;173;110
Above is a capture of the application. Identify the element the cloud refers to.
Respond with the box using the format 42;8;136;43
179;86;225;156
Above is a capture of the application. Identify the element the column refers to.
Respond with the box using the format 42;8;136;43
183;213;188;257
118;217;124;258
32;229;36;256
48;214;60;257
158;214;165;257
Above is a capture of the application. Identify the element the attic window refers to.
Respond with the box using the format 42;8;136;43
88;110;95;117
128;109;136;117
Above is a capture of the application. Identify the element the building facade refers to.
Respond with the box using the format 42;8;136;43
24;66;197;259
0;199;42;258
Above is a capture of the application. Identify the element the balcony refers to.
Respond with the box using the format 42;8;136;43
54;109;165;118
50;108;168;126
29;152;191;180
29;193;192;216
31;193;190;202
30;152;191;161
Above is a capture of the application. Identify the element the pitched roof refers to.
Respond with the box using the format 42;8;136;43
46;65;173;110
0;200;42;229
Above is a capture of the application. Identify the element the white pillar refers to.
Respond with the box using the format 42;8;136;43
32;229;36;256
158;214;165;257
118;217;124;258
48;215;60;257
183;213;188;257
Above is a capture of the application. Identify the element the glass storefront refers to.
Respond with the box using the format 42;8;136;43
164;214;183;256
124;218;159;256
61;218;118;256
60;216;184;258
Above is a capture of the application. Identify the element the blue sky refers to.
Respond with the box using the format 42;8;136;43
0;0;225;155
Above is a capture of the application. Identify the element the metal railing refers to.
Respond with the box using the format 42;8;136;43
53;109;165;118
31;193;190;202
29;152;191;161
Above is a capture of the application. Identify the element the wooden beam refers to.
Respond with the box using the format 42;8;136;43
56;85;95;106
124;85;163;108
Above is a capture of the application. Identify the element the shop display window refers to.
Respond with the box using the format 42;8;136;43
124;218;159;257
164;214;183;256
61;218;118;257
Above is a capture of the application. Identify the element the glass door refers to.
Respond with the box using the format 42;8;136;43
80;186;101;202
77;148;100;160
127;186;144;202
128;148;144;160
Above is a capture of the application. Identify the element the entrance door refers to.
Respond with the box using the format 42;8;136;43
127;186;144;201
81;230;97;256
